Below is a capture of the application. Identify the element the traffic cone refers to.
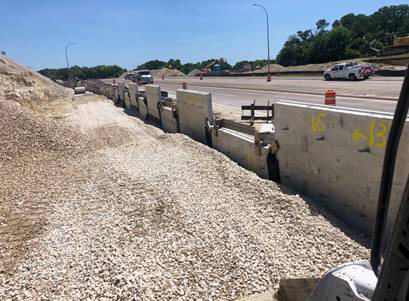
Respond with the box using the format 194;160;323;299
325;90;336;105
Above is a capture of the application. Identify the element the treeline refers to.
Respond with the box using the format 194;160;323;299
39;65;127;80
277;4;409;66
135;58;271;74
136;59;231;74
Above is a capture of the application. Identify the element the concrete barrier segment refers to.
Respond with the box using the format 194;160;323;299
274;100;409;235
138;96;148;119
176;89;214;144
123;84;131;110
127;83;139;110
161;106;178;133
145;85;162;120
212;127;270;179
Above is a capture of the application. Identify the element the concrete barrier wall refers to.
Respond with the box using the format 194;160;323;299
176;89;214;144
145;85;161;120
73;80;409;235
128;83;138;110
212;128;270;179
161;106;178;133
138;96;148;119
124;88;131;110
118;83;125;104
275;101;409;234
81;80;117;101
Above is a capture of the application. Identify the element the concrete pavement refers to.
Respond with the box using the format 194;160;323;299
102;76;402;114
157;76;402;99
158;82;398;113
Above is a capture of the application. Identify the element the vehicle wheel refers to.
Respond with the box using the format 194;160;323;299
364;75;370;79
325;74;331;81
349;73;357;81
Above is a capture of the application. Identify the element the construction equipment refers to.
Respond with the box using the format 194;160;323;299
365;35;409;66
377;35;409;57
201;58;226;75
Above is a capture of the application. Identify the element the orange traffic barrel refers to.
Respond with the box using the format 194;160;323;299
325;89;336;105
267;73;272;82
182;82;187;89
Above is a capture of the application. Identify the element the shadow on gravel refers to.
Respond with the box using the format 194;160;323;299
278;183;371;249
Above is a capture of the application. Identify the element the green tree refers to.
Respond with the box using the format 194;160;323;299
135;60;166;70
39;65;127;80
316;19;329;32
277;4;409;66
167;59;182;70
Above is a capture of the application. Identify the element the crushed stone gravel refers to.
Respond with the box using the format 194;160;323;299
0;54;72;107
0;92;370;300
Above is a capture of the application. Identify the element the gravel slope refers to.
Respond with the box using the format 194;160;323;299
0;95;369;300
0;53;72;108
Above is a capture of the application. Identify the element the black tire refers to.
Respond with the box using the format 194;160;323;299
324;74;331;81
349;73;357;81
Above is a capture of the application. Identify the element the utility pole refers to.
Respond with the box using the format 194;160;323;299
253;3;271;82
65;42;76;84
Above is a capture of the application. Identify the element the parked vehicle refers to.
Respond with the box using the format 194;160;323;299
323;63;373;81
136;70;153;84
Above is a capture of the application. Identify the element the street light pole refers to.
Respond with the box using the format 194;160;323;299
65;42;76;83
253;3;271;82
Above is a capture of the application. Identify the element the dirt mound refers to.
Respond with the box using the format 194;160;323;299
280;59;402;72
0;53;72;107
257;63;287;73
151;67;185;78
0;100;87;162
187;68;202;77
0;96;88;274
247;58;403;74
284;60;364;72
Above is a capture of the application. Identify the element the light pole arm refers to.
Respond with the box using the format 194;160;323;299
253;4;271;76
65;42;76;82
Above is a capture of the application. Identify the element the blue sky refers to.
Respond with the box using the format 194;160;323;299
1;0;407;70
